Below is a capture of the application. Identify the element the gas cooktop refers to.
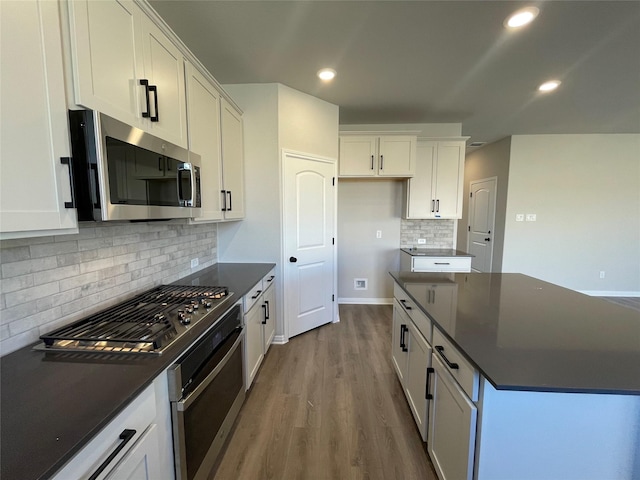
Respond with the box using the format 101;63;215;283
36;285;232;355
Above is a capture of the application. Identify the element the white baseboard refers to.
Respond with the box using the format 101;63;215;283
338;297;393;305
272;335;287;345
579;290;640;297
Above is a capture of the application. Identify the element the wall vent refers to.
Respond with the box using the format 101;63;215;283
469;142;486;148
354;278;368;290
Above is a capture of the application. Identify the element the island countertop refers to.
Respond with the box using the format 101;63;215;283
389;271;640;395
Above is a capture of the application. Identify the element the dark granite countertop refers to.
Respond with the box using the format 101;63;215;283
401;248;473;257
390;271;640;395
0;262;274;480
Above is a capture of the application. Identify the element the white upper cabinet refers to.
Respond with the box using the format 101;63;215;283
185;61;223;222
220;98;245;220
0;0;78;238
339;135;416;177
404;139;467;219
68;0;188;148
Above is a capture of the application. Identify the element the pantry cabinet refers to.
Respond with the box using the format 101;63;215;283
0;0;78;239
339;135;416;177
68;0;188;148
404;139;467;219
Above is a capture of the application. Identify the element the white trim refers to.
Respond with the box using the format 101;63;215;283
340;130;421;136
272;335;288;345
338;297;393;305
579;290;640;297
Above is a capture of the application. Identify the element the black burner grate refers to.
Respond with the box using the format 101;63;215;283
39;285;229;353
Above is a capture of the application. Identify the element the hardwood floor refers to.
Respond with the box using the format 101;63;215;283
602;296;640;312
212;304;437;480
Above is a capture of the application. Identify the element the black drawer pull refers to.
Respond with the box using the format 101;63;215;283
251;290;262;300
60;157;76;208
426;367;434;399
400;324;408;352
399;299;412;310
434;262;450;265
88;429;136;480
435;345;459;369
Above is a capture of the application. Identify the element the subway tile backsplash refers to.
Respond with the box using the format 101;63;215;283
400;219;455;249
0;220;217;356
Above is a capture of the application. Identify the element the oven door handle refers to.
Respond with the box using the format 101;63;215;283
176;327;244;412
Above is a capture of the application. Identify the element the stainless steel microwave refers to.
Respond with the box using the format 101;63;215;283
68;110;201;221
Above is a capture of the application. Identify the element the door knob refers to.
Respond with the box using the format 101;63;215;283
485;238;491;242
289;256;298;263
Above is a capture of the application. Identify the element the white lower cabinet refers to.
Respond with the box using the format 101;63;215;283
106;424;161;480
391;295;432;441
51;378;171;480
428;354;477;480
244;268;277;389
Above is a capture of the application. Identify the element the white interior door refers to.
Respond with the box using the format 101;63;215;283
467;177;497;272
283;151;336;338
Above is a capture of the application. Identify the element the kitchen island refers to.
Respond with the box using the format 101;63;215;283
390;271;640;480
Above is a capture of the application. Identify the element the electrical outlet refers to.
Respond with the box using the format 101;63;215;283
516;214;525;222
354;278;368;290
600;271;605;279
417;238;426;244
376;230;382;239
526;214;537;222
191;258;199;268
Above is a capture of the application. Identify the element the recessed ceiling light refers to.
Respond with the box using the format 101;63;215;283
505;7;539;29
469;142;486;148
317;68;336;81
538;80;561;92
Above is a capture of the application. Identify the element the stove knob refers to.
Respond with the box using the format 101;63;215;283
181;316;191;325
191;301;199;310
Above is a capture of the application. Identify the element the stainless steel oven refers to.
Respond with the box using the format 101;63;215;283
167;304;245;480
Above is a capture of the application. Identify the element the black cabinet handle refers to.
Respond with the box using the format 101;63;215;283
266;275;275;283
262;300;270;324
289;257;297;263
426;367;434;399
251;290;262;300
400;324;408;352
221;190;227;211
485;237;491;242
140;79;151;118
399;299;412;310
88;429;136;480
149;84;159;122
227;191;232;211
435;345;459;369
60;157;75;208
431;199;435;213
436;199;440;212
380;154;384;170
434;262;450;265
370;155;374;170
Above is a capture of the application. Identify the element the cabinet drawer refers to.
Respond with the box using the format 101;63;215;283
394;283;432;343
412;256;471;272
432;328;479;401
243;280;264;313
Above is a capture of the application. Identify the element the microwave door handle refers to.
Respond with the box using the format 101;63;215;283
177;163;194;207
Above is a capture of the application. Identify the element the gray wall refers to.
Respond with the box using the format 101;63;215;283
458;137;511;272
503;134;640;294
0;221;217;355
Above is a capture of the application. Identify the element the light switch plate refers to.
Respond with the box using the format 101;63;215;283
516;214;525;222
418;238;426;244
526;214;537;222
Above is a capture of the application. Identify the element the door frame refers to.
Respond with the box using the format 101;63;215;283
466;176;497;273
280;149;338;342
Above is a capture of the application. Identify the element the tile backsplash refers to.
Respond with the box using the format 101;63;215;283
0;220;217;356
400;219;455;249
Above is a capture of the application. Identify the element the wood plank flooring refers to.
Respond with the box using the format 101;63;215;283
211;304;437;480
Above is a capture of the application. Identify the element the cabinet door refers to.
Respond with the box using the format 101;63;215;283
141;15;188;148
68;0;145;128
185;62;223;221
405;141;436;218
405;323;432;442
391;301;409;384
428;355;477;480
378;136;416;177
339;136;377;176
244;301;264;389
105;424;161;480
1;0;78;237
220;98;245;219
262;283;277;354
433;142;465;219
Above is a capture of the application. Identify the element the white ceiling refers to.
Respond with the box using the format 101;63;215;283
149;0;640;146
